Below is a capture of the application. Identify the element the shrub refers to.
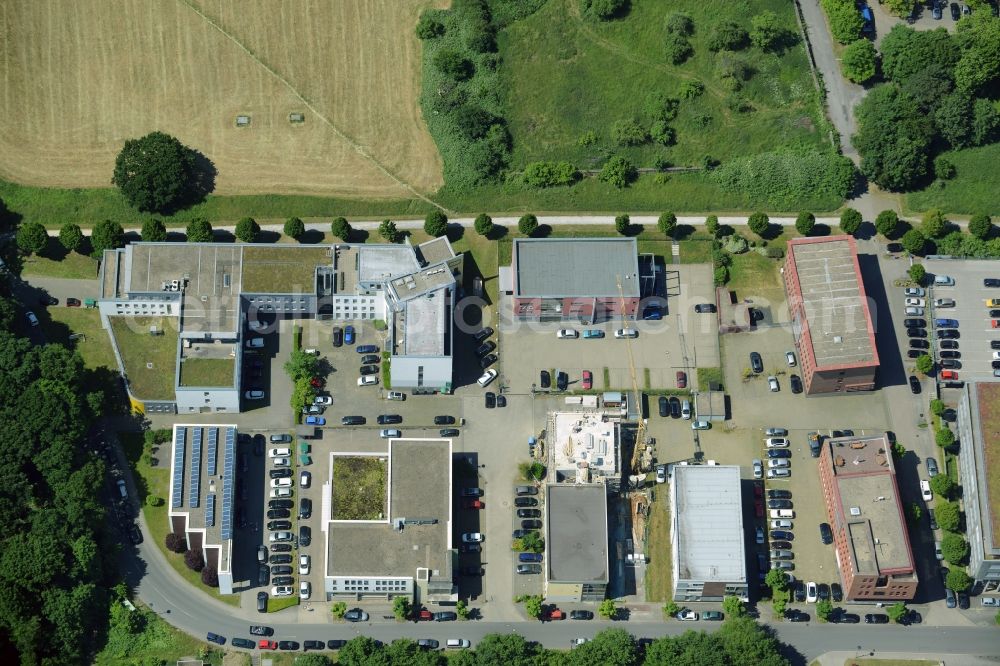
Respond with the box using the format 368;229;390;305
840;208;863;235
235;217;260;243
415;14;445;39
665;33;694;64
915;354;933;374
650;121;676;146
141;218;167;242
653;155;671;171
434;49;473;80
284;217;305;240
184;548;204;571
887;602;908;624
658;212;677;238
723;596;746;618
200;566;218;587
795;212;816;236
580;0;629;21
748;212;769;237
820;0;864;44
378;219;400;243
750;11;783;50
679;80;705;99
518;214;539;236
598;599;617;620
331;217;352;241
578;131;598;146
392;596;411;621
969;213;993;239
908;263;926;285
186;218;213;243
816;599;833;622
145;495;164;507
934;155;956;180
522;161;578;187
474;213;494;237
714;265;730;285
615;214;630;235
165;532;186;553
935;427;955;447
331;602;347;619
612;119;647;146
424;210;449;237
841;39;878;83
715;53;752;89
922;209;947;239
930;474;956;499
712;151;855;210
599;156;637;188
707;19;749;52
663;601;680;618
876;210;899;238
764;247;785;259
523;595;543;619
91;219;126;257
706;215;720;237
665;12;694;36
723;234;749;254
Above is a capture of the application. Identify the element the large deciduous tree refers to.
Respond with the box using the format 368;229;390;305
853;84;933;191
841;39;877;83
112;131;201;212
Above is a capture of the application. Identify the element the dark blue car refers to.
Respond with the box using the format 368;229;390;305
934;319;959;329
518;552;543;562
356;344;378;354
344;325;355;344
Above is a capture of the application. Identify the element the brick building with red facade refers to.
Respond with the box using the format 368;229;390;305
817;434;918;601
782;236;879;394
508;238;641;323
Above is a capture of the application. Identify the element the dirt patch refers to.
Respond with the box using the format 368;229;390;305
0;0;444;198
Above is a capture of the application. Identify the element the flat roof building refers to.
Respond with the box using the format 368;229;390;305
544;483;610;603
549;411;622;485
817;434;918;601
957;383;1000;590
324;438;455;605
508;238;641;323
670;465;748;602
167;424;239;595
782;236;879;394
98;238;463;412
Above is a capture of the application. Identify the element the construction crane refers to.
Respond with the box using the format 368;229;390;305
616;275;646;475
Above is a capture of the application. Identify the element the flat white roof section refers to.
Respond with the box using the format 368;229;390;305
671;465;747;584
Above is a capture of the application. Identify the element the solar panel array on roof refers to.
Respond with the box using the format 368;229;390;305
205;493;216;527
171;427;187;508
220;428;236;540
207;427;219;476
189;428;202;508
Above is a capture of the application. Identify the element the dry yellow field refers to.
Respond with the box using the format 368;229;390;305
0;0;445;199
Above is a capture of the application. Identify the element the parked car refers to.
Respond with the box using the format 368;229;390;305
765;437;789;448
820;523;833;544
750;352;763;374
582;370;593;390
786;351;797;367
790;374;803;393
926;457;939;477
514;497;538;507
477;369;498;387
344;609;369;622
865;613;890;624
556;329;578;339
582;329;604;339
676;371;687;388
694;303;716;313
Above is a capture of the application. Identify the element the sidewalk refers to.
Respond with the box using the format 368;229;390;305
816;651;985;666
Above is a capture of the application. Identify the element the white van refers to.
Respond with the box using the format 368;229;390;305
769;509;794;519
446;639;471;649
477;368;498;387
386;391;406;401
681;400;692;420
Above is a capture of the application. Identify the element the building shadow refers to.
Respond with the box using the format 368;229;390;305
856;254;906;388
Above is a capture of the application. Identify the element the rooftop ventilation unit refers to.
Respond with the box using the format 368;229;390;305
849;506;861;516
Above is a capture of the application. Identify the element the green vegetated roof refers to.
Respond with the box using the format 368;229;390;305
108;316;178;400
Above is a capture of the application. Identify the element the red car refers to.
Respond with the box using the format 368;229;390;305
754;498;764;518
581;370;593;390
417;609;433;621
992;320;1000;328
676;371;687;389
259;640;278;650
940;370;958;380
546;608;565;620
310;377;324;388
464;499;484;510
66;298;82;307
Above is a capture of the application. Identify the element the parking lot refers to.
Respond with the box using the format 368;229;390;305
924;259;1000;385
498;265;720;393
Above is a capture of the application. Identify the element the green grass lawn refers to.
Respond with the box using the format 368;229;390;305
502;0;825;171
108;316;179;400
41;308;116;369
728;250;785;304
905;143;1000;215
678;239;714;264
20;245;100;279
178;358;235;387
120;432;241;607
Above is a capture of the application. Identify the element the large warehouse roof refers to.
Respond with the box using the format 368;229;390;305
672;465;746;583
785;236;878;369
513;238;639;298
546;484;609;583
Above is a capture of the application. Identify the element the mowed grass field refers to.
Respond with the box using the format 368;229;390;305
501;0;827;171
0;0;444;199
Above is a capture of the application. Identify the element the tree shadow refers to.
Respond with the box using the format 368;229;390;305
258;230;282;244
892;220;913;241
42;235;70;261
177;150;217;212
349;229;370;244
674;224;696;240
0;199;22;234
487;224;509;241
811;223;832;237
299;229;326;244
445;224;465;244
718;224;736;237
214;230;236;243
855;221;877;240
165;231;187;243
533;224;553;238
763;223;783;240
